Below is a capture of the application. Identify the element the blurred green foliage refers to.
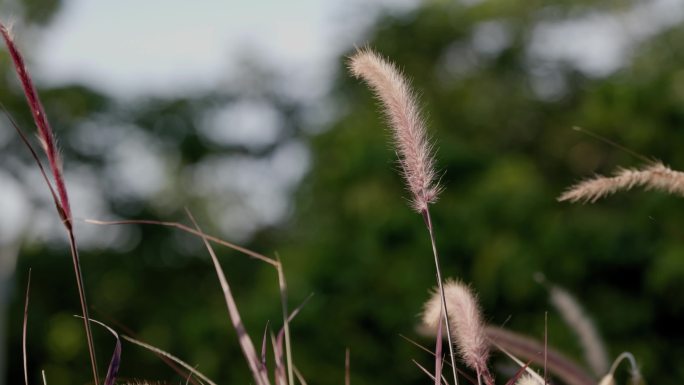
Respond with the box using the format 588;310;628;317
3;1;684;385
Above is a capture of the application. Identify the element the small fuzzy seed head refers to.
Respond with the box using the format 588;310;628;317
422;279;490;377
558;161;684;203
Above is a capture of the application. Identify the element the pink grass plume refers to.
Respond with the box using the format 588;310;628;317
424;279;493;385
348;48;439;212
349;47;459;384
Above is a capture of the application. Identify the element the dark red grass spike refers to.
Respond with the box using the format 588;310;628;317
0;24;72;228
2;23;99;385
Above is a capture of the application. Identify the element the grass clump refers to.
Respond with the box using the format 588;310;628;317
2;22;663;385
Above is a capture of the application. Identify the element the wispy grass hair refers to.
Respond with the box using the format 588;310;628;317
559;161;684;203
348;48;439;212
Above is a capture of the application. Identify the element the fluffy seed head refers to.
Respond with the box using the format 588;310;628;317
559;161;684;203
422;279;490;376
348;48;439;212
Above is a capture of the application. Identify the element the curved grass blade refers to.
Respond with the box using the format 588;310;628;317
122;334;217;385
22;269;31;385
185;209;270;385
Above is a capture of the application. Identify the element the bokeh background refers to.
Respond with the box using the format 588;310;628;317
1;0;684;384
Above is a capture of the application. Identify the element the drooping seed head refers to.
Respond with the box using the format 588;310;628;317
348;48;439;212
422;279;490;378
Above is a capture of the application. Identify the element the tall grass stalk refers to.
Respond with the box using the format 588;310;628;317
22;269;31;385
349;47;458;385
1;23;100;385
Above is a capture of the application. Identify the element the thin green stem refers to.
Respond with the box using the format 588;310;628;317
422;208;458;385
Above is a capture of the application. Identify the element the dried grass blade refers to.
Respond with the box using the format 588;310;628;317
275;292;314;383
486;326;594;385
83;318;121;385
122;335;217;385
85;218;277;266
22;269;31;385
91;311;203;385
413;359;448;385
185;209;269;385
261;322;270;372
270;332;286;385
293;366;308;385
275;256;294;385
399;334;474;385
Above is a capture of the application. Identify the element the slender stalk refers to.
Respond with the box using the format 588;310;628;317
23;269;32;385
0;25;100;385
276;257;295;385
434;307;443;385
122;335;218;385
85;219;277;266
68;231;100;385
422;208;459;385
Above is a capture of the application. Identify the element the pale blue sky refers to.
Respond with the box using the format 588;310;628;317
34;0;419;99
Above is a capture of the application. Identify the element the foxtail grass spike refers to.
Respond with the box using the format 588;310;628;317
424;279;493;385
348;48;439;212
1;23;100;385
349;48;458;385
